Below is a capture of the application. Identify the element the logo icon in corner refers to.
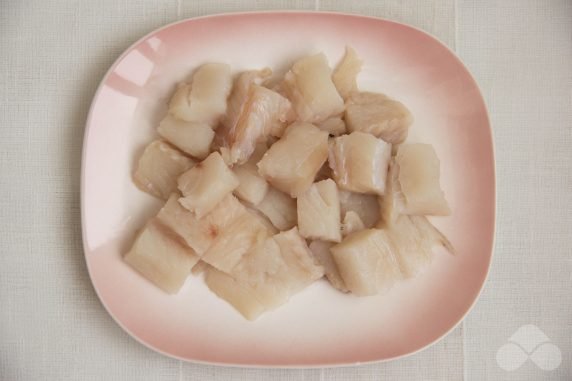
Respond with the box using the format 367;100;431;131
496;324;562;371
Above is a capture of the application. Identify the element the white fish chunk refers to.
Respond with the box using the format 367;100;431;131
124;218;199;294
201;208;272;273
157;115;214;160
258;123;329;197
205;228;323;320
329;131;392;195
217;69;291;165
396;144;450;215
282;53;345;123
232;143;269;205
157;193;246;255
169;63;232;125
134;140;195;200
332;46;362;100
330;229;402;296
254;187;297;231
178;152;240;218
386;215;454;278
204;268;267;320
308;240;348;292
345;92;413;144
223;69;272;131
297;179;341;242
272;228;325;289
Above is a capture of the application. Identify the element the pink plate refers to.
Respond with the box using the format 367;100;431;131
81;11;495;367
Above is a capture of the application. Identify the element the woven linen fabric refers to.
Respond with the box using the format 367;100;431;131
1;1;570;380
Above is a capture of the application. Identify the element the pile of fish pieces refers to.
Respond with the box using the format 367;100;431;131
127;47;454;320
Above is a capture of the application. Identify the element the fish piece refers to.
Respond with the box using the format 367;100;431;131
223;69;272;131
308;240;348;292
282;53;345;123
157;193;246;255
157;115;214;160
205;229;323;320
233;143;269;205
205;268;267;320
341;211;365;237
345;92;413;144
178;152;240;218
317;117;346;136
329;131;392;195
169;63;232;125
332;46;362;100
133;140;195;200
217;69;291;165
124;218;199;294
386;215;454;278
230;237;297;310
254;187;297;231
201;208;272;273
272;228;325;289
258;123;329;197
297;179;341;242
330;229;402;296
395;144;450;215
338;190;380;228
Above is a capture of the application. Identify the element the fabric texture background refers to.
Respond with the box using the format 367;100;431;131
0;1;570;380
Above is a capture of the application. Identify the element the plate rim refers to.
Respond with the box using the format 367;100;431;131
80;10;496;368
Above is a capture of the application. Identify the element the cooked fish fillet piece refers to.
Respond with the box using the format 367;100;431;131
232;143;269;205
178;152;240;218
204;268;267;320
332;46;362;100
201;208;272;273
254;187;297;231
345;92;413;144
157;193;246;255
124;218;199;294
338;190;380;228
223;69;272;131
282;53;345;123
217;69;291;165
329;131;392;195
308;240;348;292
258;123;329;197
271;228;325;289
205;228;323;320
169;63;232;125
317;117;346;136
157;115;214;160
134;140;195;200
331;229;402;296
230;237;297;310
395;144;450;215
386;215;454;278
297;179;341;242
341;211;365;237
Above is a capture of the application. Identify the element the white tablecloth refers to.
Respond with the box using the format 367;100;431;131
1;1;570;380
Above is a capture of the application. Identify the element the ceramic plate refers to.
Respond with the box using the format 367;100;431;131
81;11;495;367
